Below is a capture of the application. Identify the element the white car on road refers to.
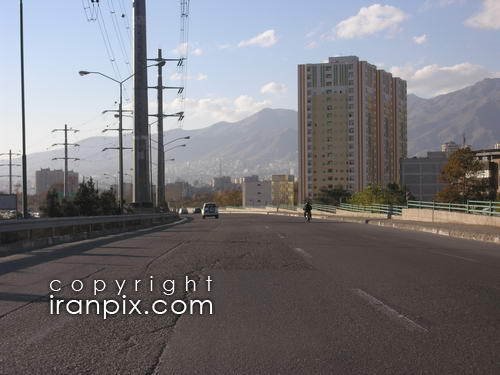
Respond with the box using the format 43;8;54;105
202;203;219;219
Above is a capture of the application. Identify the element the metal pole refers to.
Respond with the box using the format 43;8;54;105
132;0;151;207
9;150;12;195
156;48;165;208
64;124;68;198
149;126;153;204
118;83;124;213
20;0;28;218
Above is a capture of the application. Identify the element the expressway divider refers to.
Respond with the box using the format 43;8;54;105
0;213;181;256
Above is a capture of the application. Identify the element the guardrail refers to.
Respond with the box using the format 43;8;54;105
0;213;179;253
407;200;500;216
312;204;336;214
339;203;404;216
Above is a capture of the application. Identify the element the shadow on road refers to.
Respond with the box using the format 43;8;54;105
0;291;47;303
0;218;192;277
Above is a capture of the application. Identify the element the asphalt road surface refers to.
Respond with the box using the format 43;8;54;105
0;214;499;374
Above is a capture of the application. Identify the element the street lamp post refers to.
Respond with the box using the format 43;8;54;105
103;173;118;193
79;63;158;214
79;71;132;214
164;144;187;153
164;158;175;211
148;112;185;208
165;136;190;147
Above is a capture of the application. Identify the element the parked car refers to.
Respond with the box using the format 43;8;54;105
178;207;188;214
193;207;202;214
202;202;219;219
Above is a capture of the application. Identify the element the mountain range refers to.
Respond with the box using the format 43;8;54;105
4;78;499;191
407;78;500;156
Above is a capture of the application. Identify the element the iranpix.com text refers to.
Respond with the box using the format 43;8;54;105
48;275;214;319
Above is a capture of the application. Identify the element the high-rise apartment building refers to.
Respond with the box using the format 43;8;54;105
35;168;79;195
298;56;407;202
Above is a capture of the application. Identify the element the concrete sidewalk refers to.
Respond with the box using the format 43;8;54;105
223;208;500;245
318;214;500;245
367;219;500;244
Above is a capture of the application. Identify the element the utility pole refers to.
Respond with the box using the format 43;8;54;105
101;108;133;213
132;0;151;208
0;150;21;194
156;50;164;208
52;125;79;198
20;0;28;218
147;50;184;208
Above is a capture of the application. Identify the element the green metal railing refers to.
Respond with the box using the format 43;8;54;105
338;203;404;216
407;200;500;216
312;204;337;214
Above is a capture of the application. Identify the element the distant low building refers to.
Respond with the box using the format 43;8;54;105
242;177;271;207
400;152;448;201
441;141;460;156
110;182;133;203
35;168;78;196
474;148;500;196
271;175;294;207
212;176;236;192
166;181;191;203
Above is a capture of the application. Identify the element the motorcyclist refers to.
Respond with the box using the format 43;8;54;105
303;200;312;221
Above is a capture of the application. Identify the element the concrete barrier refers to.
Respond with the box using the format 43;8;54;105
401;208;500;227
0;213;181;256
334;209;388;219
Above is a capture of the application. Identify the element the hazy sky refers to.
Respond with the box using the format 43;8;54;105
1;0;500;155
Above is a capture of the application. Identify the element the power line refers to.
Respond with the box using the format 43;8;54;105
0;150;21;194
107;0;131;75
176;0;191;128
96;5;122;81
118;0;132;44
52;125;80;198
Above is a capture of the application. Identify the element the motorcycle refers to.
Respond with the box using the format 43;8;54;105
304;210;312;222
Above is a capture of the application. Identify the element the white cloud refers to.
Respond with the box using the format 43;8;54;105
305;22;324;39
324;4;408;40
465;0;500;30
421;0;466;10
163;95;272;129
196;73;208;81
390;62;500;97
217;44;232;50
192;48;203;56
238;29;278;48
171;43;203;57
413;34;428;44
260;82;287;95
169;72;208;81
305;41;319;49
172;42;188;56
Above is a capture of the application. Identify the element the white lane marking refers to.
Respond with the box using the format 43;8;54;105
293;247;312;259
352;288;428;334
428;251;479;263
265;226;270;229
278;233;285;239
